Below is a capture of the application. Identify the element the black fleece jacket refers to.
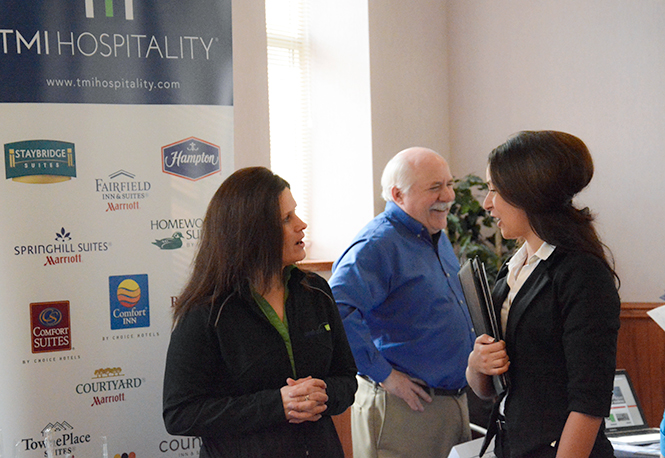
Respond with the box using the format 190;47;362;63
163;268;357;458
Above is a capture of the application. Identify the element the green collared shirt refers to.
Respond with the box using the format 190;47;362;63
251;266;297;377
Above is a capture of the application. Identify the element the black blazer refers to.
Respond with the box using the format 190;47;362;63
486;248;620;458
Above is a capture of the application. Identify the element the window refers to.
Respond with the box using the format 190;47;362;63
265;0;312;231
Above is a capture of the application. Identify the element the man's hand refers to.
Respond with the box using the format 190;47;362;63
379;369;432;412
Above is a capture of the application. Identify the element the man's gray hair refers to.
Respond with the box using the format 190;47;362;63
381;149;416;202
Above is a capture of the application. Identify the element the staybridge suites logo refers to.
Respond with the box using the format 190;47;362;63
5;140;76;184
162;137;220;181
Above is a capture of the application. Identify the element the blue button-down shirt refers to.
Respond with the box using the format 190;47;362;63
329;202;475;389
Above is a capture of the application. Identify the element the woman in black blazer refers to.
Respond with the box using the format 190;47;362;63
466;131;621;458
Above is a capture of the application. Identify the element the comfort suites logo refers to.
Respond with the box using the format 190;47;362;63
4;140;76;183
30;301;71;354
14;227;111;267
162;137;220;181
109;274;150;330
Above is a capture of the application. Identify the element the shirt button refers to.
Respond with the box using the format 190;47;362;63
445;272;450;277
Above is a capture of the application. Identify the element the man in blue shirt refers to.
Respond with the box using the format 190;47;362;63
329;147;476;458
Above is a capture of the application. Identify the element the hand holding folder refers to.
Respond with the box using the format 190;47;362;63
458;257;509;396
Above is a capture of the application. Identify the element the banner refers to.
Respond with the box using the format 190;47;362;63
0;1;233;457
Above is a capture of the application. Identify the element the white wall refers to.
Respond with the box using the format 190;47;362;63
232;0;665;301
368;0;451;215
446;0;665;302
232;0;271;168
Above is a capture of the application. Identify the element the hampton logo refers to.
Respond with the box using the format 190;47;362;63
95;169;151;212
19;421;91;457
109;274;150;330
14;227;110;266
151;217;203;250
162;137;220;181
75;366;143;408
5;140;76;184
30;301;71;354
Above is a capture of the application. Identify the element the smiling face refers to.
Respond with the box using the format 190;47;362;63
393;151;455;234
279;188;308;266
483;167;534;242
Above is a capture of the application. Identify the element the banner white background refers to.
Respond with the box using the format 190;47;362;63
0;1;233;456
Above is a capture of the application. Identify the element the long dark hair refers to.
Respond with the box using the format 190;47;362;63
488;130;618;283
173;167;290;323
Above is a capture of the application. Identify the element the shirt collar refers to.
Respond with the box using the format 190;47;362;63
508;241;556;271
384;201;435;239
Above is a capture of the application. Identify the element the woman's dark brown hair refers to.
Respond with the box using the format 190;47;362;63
488;130;618;283
172;167;290;323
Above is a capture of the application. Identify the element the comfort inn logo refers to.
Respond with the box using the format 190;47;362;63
5;140;76;184
109;274;150;330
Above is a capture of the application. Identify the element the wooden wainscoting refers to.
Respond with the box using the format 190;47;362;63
616;302;665;427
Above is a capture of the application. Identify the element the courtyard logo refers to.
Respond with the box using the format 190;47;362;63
109;274;150;330
78;366;142;408
5;140;76;183
162;137;220;181
30;301;71;353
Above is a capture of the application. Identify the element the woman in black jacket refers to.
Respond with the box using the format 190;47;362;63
163;167;357;458
466;131;620;458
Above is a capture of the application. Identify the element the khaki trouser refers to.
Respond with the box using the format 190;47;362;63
351;375;471;458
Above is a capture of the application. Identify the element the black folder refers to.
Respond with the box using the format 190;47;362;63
458;257;509;395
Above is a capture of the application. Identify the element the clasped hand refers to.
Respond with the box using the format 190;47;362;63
280;376;328;424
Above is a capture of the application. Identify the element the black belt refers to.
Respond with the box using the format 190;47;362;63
415;382;467;397
359;375;466;397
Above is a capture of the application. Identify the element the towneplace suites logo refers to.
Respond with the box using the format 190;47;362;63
19;421;91;458
109;274;150;330
14;227;110;266
95;169;151;212
30;301;71;353
162;137;220;181
5;140;76;183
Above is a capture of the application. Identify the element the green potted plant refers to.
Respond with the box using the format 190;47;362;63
447;174;516;285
